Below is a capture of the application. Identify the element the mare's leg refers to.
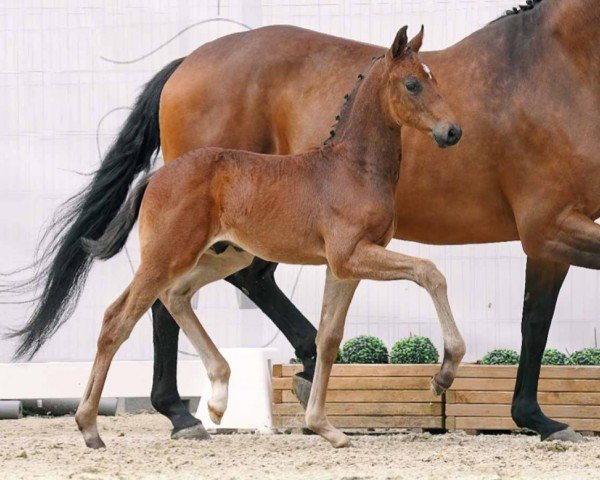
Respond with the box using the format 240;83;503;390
511;258;581;441
161;248;254;426
305;267;358;448
75;267;164;449
331;242;465;392
225;258;318;407
151;300;205;439
514;211;600;441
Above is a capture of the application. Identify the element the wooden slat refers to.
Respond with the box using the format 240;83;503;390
451;378;600;392
280;389;441;403
448;416;600;432
275;364;600;380
279;364;440;378
446;391;512;404
273;402;442;416
272;389;282;404
456;365;600;379
273;376;433;391
446;404;600;418
449;416;517;430
447;390;600;405
273;415;442;429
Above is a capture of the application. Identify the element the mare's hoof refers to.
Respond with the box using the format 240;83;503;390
85;437;106;450
292;374;312;410
208;403;224;425
430;377;447;396
171;422;211;441
544;427;584;443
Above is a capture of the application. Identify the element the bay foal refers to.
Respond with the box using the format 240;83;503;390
75;27;465;449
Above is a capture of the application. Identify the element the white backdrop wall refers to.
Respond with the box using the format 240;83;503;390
1;0;598;364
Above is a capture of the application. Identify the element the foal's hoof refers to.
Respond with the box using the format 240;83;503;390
292;374;313;410
430;377;447;396
171;422;211;441
329;431;351;449
208;403;224;425
544;427;584;443
85;436;106;450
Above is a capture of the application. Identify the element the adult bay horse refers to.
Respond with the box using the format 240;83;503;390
74;27;465;449
7;0;598;442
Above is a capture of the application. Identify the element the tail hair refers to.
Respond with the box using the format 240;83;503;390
83;173;153;260
3;57;184;359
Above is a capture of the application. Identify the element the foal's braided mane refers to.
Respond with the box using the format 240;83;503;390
492;0;544;23
323;55;385;146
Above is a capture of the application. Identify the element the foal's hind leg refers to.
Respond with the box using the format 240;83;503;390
75;267;165;448
330;242;466;394
161;247;254;425
305;267;358;448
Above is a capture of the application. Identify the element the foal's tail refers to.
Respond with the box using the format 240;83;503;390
82;172;153;260
4;57;184;359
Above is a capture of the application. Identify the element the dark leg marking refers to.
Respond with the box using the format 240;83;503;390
150;300;209;440
511;257;581;442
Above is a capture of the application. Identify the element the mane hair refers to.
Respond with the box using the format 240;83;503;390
323;55;385;145
492;0;544;23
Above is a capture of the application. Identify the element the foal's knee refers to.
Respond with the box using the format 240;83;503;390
162;291;190;316
316;330;343;362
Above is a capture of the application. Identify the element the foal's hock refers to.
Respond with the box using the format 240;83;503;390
76;26;465;449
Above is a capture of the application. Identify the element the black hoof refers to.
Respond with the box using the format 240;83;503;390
292;374;312;409
171;422;211;441
544;427;584;443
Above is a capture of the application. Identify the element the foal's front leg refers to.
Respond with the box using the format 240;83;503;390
305;267;359;448
332;242;465;394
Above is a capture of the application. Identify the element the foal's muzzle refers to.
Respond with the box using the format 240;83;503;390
432;123;462;148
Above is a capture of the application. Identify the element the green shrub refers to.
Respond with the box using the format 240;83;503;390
340;335;388;364
541;348;568;365
568;348;600;366
389;336;439;364
480;348;520;365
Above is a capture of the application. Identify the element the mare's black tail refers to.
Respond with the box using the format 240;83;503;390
4;57;184;359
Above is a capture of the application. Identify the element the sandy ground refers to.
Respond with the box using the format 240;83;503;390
1;414;599;480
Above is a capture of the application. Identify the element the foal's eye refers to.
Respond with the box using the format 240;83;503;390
404;77;422;94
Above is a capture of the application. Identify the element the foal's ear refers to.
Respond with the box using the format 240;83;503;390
390;26;409;59
408;25;425;53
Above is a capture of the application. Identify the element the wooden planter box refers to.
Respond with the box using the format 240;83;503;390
446;365;600;433
272;364;443;431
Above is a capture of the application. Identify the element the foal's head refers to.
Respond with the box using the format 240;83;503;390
383;26;462;148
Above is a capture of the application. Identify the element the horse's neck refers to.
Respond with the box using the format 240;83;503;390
550;0;600;81
333;61;401;181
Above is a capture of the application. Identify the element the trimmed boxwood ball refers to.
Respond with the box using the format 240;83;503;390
389;336;439;364
480;348;520;365
541;348;568;365
340;335;388;364
568;348;600;366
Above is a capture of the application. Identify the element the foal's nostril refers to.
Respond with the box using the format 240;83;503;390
432;123;462;148
446;125;462;146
